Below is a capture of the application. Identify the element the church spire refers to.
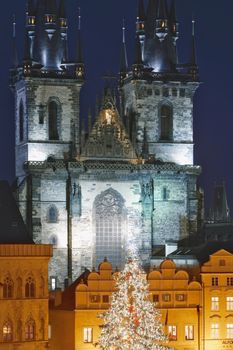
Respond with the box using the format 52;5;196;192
132;34;143;79
75;7;85;79
155;0;169;41
189;18;198;79
169;0;179;40
12;15;18;69
59;0;68;63
119;19;128;85
210;183;230;223
136;0;146;60
145;0;158;38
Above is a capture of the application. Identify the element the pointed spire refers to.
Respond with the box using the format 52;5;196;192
45;0;57;15
137;0;146;22
27;0;35;16
132;34;144;79
134;34;143;65
59;0;66;19
169;0;179;39
189;18;198;79
157;0;168;19
210;183;230;222
75;7;85;79
119;19;128;84
12;15;18;68
156;0;169;41
145;0;158;38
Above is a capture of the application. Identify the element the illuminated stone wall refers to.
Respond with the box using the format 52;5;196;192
123;81;198;165
14;78;81;178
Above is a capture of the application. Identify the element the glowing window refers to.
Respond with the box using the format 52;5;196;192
168;325;177;341
25;277;35;298
211;297;219;311
163;294;171;302
50;277;57;291
227;277;233;286
176;294;185;302
185;325;194;340
211;323;219;339
48;101;59;140
90;295;100;303
3;277;13;298
94;189;125;268
212;277;219;286
227;297;233;311
3;321;13;342
160;105;173;141
25;319;35;341
227;324;233;339
83;327;93;343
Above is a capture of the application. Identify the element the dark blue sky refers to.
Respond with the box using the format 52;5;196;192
0;0;233;214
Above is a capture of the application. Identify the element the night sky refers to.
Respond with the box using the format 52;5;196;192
0;0;232;214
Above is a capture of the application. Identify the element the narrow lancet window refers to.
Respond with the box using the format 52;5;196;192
48;101;59;140
160;105;173;141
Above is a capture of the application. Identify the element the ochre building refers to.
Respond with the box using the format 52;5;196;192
49;249;233;350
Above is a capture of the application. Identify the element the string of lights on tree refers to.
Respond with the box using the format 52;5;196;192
98;255;174;350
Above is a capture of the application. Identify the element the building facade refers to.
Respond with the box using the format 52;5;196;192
0;244;52;350
49;249;233;350
11;0;203;286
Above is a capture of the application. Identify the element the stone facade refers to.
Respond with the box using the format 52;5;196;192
11;0;202;287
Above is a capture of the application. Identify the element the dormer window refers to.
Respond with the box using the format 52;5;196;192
28;16;35;26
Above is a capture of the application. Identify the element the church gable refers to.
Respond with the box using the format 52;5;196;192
82;91;137;161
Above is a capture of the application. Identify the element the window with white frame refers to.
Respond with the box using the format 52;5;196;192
50;277;57;291
168;325;177;341
185;325;194;340
227;297;233;311
227;324;233;339
83;327;93;343
211;323;219;339
211;297;219;311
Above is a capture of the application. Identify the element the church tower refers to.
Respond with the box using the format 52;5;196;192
11;0;84;180
10;0;203;288
119;0;201;246
10;0;85;286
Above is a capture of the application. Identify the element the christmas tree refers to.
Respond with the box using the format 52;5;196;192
98;257;172;350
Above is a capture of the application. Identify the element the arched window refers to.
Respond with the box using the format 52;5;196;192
19;101;24;142
47;206;58;223
25;319;35;341
2;320;13;342
3;277;13;298
50;235;58;245
94;188;126;268
25;276;35;298
48;100;59;140
160;104;173;141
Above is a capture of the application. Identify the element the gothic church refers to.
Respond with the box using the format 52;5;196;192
11;0;202;287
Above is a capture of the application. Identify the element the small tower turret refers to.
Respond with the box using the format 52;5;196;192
12;15;18;69
26;0;36;60
136;0;146;58
75;8;85;80
119;19;128;85
169;0;179;41
59;0;68;63
189;18;198;80
132;34;144;78
155;0;169;41
44;0;57;40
